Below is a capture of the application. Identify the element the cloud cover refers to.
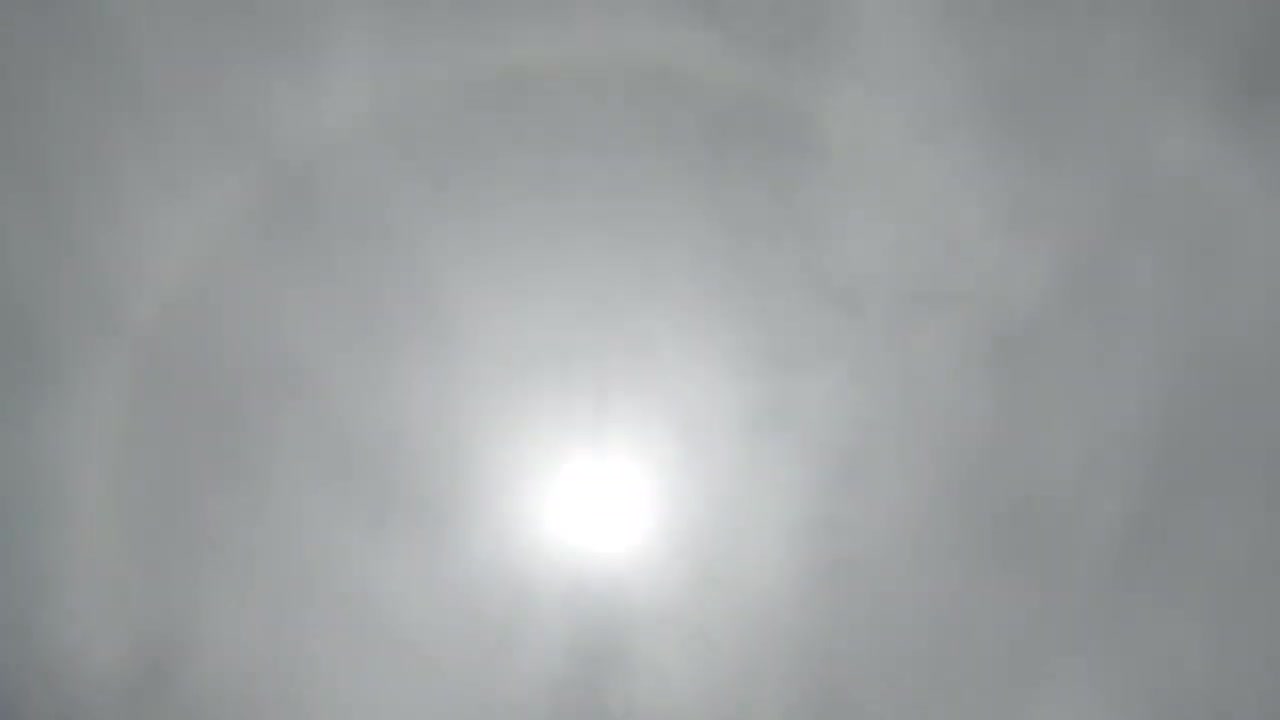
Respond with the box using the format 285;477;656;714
2;1;1279;717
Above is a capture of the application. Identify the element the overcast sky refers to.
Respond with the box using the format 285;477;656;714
2;1;1279;718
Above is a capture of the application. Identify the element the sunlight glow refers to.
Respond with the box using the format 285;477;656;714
537;447;659;561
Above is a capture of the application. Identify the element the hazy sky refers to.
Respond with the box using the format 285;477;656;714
2;1;1279;718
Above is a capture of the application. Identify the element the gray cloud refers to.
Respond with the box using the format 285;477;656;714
3;1;1278;718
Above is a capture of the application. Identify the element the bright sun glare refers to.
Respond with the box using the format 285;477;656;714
537;447;659;561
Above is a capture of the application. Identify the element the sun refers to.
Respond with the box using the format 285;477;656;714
536;446;659;561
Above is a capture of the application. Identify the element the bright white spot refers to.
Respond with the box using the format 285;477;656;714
537;448;658;561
